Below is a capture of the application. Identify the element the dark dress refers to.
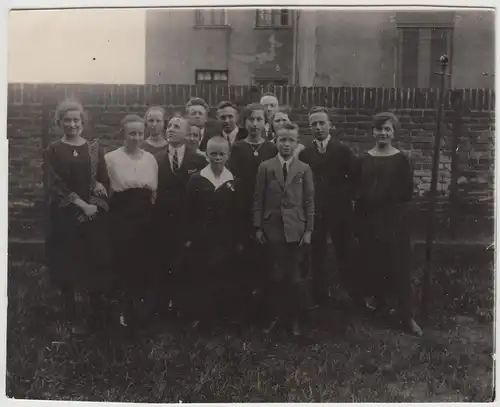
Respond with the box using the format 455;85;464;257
354;151;414;318
226;139;278;322
44;140;112;292
142;140;168;160
177;172;242;320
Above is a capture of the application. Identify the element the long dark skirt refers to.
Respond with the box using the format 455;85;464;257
175;240;240;322
45;204;113;292
109;188;154;299
354;204;413;318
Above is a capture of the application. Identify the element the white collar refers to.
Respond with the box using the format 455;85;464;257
278;154;294;167
200;165;234;190
223;126;239;141
168;143;185;154
315;135;331;149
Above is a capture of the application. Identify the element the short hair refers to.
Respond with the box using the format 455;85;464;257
276;123;300;140
168;115;190;127
308;106;330;118
120;114;145;129
277;122;299;133
269;110;291;133
216;101;239;112
206;135;231;151
372;112;400;133
243;103;267;123
54;98;87;124
260;92;278;100
144;106;166;121
185;97;209;112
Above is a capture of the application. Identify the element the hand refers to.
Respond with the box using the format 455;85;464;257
94;182;108;197
256;229;266;245
300;230;312;246
83;204;98;219
185;241;192;248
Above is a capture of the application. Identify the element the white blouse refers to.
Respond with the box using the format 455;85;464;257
105;147;158;193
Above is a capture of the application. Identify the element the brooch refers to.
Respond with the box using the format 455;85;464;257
73;150;78;157
226;181;235;192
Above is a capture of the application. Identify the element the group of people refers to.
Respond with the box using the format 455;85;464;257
44;92;423;338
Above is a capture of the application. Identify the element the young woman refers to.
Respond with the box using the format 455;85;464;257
142;106;168;158
354;112;423;337
105;114;158;328
44;99;113;334
227;103;278;325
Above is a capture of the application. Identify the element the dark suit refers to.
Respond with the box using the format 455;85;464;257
199;126;247;151
253;156;315;323
298;137;358;305
151;145;207;313
198;120;223;151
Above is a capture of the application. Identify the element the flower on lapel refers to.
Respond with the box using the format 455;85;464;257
294;172;305;183
226;181;235;192
188;168;198;175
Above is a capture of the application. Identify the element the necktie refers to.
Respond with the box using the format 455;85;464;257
318;142;326;154
172;149;179;171
282;162;288;183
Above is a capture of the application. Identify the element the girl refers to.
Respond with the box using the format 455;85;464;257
44;99;113;334
105;114;158;328
142;106;168;158
354;112;423;337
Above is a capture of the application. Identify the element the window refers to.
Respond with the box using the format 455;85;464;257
195;9;228;27
396;12;454;88
255;9;291;28
195;70;229;85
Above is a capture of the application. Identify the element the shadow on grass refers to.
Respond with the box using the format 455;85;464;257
6;246;494;403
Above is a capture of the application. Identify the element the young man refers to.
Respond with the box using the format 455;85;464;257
298;106;358;309
185;97;221;152
205;101;248;150
152;116;207;317
180;136;243;326
253;122;315;336
260;93;280;139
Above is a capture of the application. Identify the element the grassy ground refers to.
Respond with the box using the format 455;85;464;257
6;251;494;403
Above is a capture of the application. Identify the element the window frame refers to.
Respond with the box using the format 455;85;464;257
396;24;454;88
195;69;229;85
194;9;229;28
255;9;292;29
253;77;289;87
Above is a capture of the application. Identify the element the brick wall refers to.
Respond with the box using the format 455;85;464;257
7;84;495;242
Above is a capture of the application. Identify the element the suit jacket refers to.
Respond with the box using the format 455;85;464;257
298;137;357;221
253;156;315;243
198;120;222;151
199;126;247;151
156;146;207;215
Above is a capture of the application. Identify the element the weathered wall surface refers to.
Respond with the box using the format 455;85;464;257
7;84;495;243
145;9;495;89
145;9;294;85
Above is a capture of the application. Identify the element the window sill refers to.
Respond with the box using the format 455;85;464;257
193;25;231;30
254;26;292;30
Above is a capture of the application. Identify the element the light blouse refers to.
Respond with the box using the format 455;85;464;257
105;147;158;193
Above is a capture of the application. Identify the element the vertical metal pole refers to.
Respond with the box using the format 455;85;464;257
420;55;449;324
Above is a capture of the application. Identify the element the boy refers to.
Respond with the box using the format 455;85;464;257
253;122;315;336
298;106;358;309
186;97;221;152
152;116;207;317
181;136;242;325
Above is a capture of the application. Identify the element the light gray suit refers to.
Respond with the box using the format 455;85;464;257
253;155;315;243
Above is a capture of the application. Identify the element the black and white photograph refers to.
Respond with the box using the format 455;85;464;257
5;3;495;403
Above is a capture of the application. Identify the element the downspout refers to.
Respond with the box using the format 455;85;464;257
292;10;300;85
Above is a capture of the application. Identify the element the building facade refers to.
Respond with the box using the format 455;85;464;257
145;8;494;89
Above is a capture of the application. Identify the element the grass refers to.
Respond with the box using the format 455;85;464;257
6;251;495;403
